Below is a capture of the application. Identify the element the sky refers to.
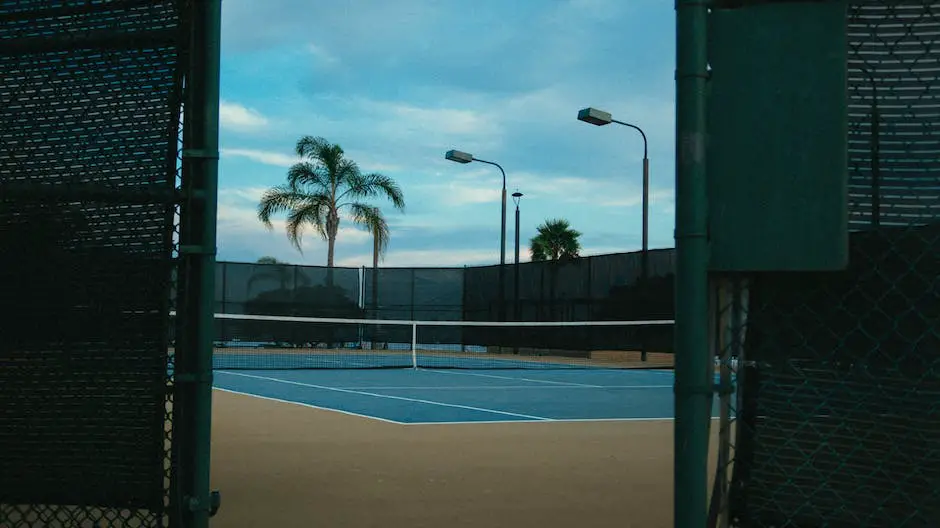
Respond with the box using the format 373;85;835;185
215;0;676;269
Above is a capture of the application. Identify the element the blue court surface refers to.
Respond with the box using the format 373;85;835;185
213;368;726;425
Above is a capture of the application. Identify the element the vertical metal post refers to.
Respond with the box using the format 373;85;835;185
498;186;507;322
513;203;521;354
461;265;468;353
514;203;521;319
642;156;650;276
501;187;507;267
641;155;651;362
410;267;416;321
870;92;881;229
177;1;222;526
675;1;711;528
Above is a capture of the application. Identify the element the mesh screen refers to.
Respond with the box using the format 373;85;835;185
210;250;678;363
0;1;186;526
727;2;940;526
194;313;675;370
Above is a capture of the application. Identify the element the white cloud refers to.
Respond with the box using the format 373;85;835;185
221;146;402;174
414;170;660;210
335;243;635;269
222;148;299;168
597;188;675;208
219;101;269;132
335;248;498;268
306;43;339;65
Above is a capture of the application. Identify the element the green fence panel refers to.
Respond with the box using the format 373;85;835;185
0;1;195;527
724;2;940;527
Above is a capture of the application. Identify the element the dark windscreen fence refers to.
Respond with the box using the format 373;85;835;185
357;267;464;345
0;1;188;527
726;3;940;526
205;249;676;369
215;261;363;347
463;250;676;354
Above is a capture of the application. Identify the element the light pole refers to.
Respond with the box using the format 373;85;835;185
512;191;523;265
444;149;507;267
578;107;650;361
577;107;650;276
512;191;523;322
446;149;508;321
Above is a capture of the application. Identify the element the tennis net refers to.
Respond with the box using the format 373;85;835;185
169;312;675;370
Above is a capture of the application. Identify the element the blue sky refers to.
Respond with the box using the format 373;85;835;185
215;0;676;268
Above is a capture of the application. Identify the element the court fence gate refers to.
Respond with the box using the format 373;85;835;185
0;2;222;528
698;2;940;528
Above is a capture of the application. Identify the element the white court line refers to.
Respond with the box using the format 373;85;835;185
425;368;603;388
339;385;674;390
212;387;407;425
217;371;553;422
405;416;722;426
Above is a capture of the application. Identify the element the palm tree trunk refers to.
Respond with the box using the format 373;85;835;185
325;234;336;289
327;235;336;267
326;210;339;287
373;234;379;269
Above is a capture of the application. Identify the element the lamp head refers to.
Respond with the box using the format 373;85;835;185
577;107;613;126
445;149;473;164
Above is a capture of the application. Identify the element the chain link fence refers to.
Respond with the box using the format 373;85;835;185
0;1;202;527
718;2;940;527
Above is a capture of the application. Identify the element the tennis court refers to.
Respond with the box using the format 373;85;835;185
213;367;720;424
208;364;724;528
190;312;726;527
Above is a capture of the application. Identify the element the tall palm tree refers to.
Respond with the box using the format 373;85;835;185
529;218;582;261
257;135;405;267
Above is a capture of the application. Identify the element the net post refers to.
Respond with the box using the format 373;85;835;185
411;322;418;369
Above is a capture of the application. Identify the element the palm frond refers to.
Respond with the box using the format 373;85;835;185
529;235;549;262
286;161;330;190
349;202;390;260
339;172;406;211
284;197;331;253
257;184;310;229
294;136;335;160
334;158;362;188
294;136;357;192
530;218;582;261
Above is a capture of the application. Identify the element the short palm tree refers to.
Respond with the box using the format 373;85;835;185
529;218;582;261
257;135;405;267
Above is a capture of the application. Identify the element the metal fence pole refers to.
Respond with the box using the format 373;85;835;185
674;1;711;527
179;1;222;526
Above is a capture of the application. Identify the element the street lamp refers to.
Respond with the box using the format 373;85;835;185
446;149;509;322
578;107;650;361
511;191;523;323
577;107;650;278
512;191;523;265
445;149;508;267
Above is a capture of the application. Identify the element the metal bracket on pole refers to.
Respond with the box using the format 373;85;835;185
182;148;220;160
175;372;214;384
187;490;222;517
179;245;217;256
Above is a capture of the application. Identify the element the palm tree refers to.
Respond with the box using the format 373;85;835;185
257;135;405;267
529;218;582;261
